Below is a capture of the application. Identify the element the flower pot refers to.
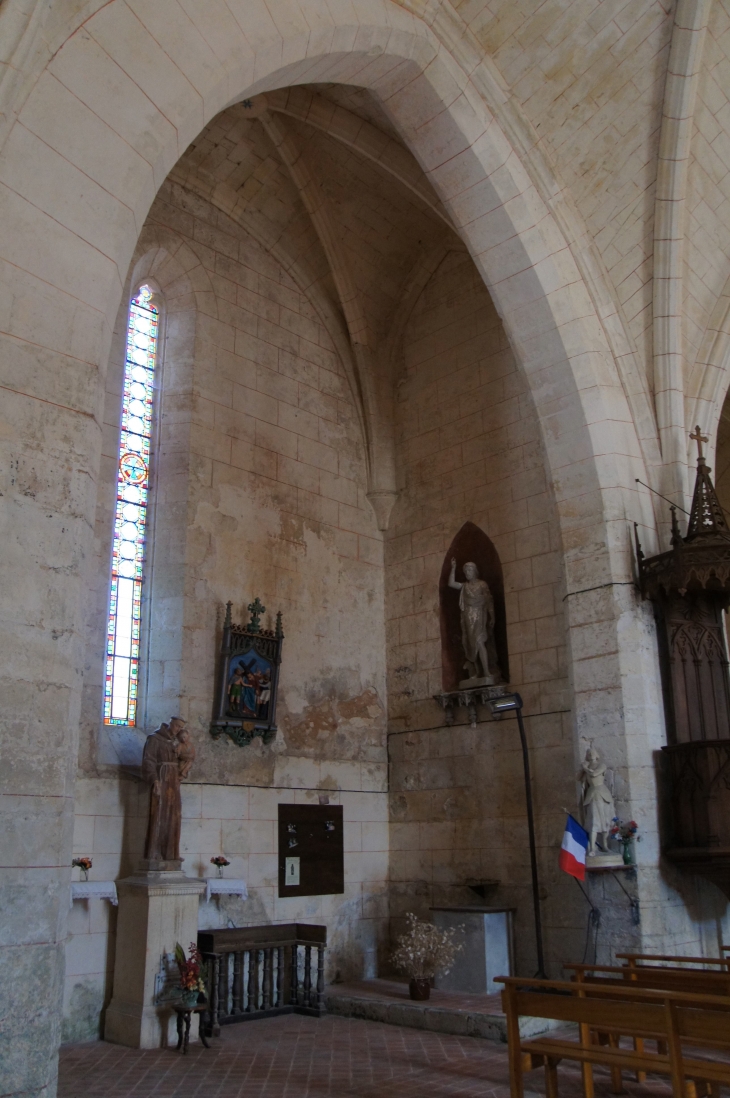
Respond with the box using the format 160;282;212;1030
409;978;431;1001
179;989;200;1007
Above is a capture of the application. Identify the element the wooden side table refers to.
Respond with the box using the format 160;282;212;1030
170;1000;210;1054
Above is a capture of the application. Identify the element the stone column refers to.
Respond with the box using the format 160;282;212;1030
105;867;205;1049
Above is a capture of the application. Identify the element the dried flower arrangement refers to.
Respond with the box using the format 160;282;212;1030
391;912;462;998
174;941;206;997
72;857;93;881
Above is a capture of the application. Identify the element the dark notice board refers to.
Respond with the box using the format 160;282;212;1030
277;804;344;898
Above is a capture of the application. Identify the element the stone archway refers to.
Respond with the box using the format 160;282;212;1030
0;4;666;1092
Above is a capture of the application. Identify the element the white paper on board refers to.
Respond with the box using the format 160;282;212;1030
285;856;300;886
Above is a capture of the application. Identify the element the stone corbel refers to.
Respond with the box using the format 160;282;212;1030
434;686;509;729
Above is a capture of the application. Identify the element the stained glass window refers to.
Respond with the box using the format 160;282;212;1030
104;285;159;725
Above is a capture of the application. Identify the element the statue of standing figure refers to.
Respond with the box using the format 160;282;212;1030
448;558;502;687
141;716;195;865
581;746;622;864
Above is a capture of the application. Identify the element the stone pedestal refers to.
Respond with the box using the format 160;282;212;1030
105;868;205;1048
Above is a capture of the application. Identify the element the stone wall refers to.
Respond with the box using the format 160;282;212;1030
64;777;386;1041
65;180;389;1040
385;252;585;973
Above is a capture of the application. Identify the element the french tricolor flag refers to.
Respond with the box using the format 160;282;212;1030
559;814;589;880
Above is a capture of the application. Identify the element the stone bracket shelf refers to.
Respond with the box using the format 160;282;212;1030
70;881;118;907
433;686;510;728
203;878;248;903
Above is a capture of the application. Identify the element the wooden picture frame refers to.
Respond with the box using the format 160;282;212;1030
210;599;283;747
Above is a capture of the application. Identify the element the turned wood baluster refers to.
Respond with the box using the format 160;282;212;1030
290;944;298;1005
317;945;325;1012
220;952;230;1019
303;944;312;1007
276;947;284;1008
262;948;271;1010
254;949;262;1010
211;954;222;1036
232;950;243;1014
246;948;256;1012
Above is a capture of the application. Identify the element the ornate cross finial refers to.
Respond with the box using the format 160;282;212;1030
247;597;265;633
690;425;708;463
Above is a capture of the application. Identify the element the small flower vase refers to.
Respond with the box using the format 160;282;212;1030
180;989;199;1007
216;865;223;878
81;869;89;882
409;978;431;1001
622;840;633;865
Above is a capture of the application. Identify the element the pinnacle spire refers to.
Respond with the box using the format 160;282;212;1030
686;425;728;539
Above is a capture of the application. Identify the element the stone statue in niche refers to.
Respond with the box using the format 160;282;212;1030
448;558;502;688
581;746;623;866
142;716;191;865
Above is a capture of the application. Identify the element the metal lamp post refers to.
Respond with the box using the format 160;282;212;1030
488;692;546;979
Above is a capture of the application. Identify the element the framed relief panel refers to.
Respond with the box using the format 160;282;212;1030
210;599;283;747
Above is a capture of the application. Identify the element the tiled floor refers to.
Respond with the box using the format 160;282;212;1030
59;1013;676;1098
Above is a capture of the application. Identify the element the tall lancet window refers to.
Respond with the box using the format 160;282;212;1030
104;284;159;725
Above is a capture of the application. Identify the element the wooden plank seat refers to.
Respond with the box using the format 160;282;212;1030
498;975;730;1098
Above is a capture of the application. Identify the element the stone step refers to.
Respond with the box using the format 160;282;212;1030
324;979;562;1042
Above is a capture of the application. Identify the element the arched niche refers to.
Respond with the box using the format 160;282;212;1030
438;522;509;691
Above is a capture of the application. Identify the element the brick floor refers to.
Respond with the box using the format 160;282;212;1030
58;1013;677;1098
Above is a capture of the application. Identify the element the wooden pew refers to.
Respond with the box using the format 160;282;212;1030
498;976;730;1098
565;961;730;997
617;953;730;972
564;962;730;1087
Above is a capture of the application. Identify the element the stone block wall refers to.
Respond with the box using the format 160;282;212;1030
385;252;586;973
64;776;387;1042
65;180;389;1040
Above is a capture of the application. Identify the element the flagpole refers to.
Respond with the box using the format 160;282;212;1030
514;703;547;979
489;693;546;979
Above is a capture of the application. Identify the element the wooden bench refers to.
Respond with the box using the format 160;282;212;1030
565;961;730;997
565;962;730;1087
617;953;730;972
498;975;730;1098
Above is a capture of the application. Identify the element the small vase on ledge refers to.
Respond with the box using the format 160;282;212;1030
409;978;431;1001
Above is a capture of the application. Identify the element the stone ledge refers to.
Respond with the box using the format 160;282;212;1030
324;984;562;1042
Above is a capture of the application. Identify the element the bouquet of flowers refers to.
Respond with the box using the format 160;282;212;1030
210;855;230;878
609;817;640;864
391;913;462;999
174;942;206;998
72;857;93;881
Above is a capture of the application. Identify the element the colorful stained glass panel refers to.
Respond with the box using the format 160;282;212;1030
104;285;158;725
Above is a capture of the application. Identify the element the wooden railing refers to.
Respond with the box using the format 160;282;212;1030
198;923;326;1034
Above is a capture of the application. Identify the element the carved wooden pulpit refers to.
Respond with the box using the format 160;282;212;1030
636;428;730;896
